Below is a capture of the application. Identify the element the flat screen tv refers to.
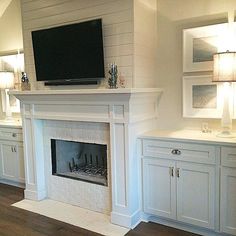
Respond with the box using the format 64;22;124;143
31;19;105;85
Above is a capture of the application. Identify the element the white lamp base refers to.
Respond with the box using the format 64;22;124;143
217;82;234;138
216;130;235;138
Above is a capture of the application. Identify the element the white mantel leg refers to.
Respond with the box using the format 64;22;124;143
23;117;46;200
110;120;154;228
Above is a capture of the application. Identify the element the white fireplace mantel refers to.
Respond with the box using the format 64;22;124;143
11;88;163;228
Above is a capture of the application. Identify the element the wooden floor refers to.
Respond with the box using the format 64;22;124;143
0;183;199;236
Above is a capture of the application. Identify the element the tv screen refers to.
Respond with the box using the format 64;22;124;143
31;19;105;85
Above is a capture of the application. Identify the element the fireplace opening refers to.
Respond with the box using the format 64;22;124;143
51;139;108;186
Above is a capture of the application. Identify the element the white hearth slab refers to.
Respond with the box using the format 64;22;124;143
12;199;129;236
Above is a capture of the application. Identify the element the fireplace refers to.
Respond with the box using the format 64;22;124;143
51;139;108;186
12;88;162;228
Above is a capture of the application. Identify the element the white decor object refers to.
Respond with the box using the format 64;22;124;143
213;51;236;137
0;72;15;122
183;23;227;72
11;88;163;228
183;75;223;118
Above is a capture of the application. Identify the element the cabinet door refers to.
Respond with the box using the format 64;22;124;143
16;145;25;183
221;167;236;235
176;162;215;229
0;143;17;181
143;158;176;219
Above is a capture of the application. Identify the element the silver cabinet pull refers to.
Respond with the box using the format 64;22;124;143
176;168;180;178
12;133;17;138
171;149;181;155
11;146;13;152
14;146;17;152
169;167;174;177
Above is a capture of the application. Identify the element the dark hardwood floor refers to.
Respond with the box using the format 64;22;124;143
0;183;200;236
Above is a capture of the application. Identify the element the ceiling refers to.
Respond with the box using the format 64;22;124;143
0;0;12;18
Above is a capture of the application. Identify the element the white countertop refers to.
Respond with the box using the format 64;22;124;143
0;119;22;129
9;88;163;96
140;129;236;146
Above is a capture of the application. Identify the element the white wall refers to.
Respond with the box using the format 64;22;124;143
0;0;23;53
0;0;23;119
133;0;157;88
155;0;236;131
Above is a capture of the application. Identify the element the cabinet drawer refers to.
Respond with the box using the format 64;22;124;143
143;140;215;164
221;147;236;167
0;130;23;142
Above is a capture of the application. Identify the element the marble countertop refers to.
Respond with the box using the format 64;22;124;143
140;129;236;146
0;119;22;129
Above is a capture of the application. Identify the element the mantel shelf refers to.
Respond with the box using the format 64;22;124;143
10;88;163;96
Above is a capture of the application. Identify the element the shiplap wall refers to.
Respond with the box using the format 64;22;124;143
133;0;157;87
20;0;156;89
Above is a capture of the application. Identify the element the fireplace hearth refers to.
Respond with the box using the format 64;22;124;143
51;139;107;186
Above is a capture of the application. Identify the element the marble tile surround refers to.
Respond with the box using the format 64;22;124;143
43;120;111;214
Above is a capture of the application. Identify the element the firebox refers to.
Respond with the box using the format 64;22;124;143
51;139;107;186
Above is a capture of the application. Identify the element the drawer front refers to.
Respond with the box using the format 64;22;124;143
0;129;23;142
221;147;236;167
143;139;216;164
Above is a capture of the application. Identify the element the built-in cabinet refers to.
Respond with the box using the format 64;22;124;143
220;147;236;235
140;132;236;235
0;126;24;186
143;158;176;220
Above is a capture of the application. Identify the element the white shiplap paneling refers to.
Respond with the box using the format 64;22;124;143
21;0;157;89
21;0;134;89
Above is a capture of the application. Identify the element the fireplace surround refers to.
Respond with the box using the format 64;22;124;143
12;88;162;228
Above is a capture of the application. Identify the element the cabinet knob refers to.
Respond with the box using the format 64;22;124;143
171;149;181;155
12;133;17;138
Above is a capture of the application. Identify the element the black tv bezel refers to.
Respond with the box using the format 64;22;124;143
31;19;105;86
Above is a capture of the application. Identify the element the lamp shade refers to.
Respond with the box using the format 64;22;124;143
213;51;236;82
0;71;14;89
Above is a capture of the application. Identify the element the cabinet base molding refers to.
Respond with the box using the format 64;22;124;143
111;209;142;229
0;179;25;188
143;214;223;236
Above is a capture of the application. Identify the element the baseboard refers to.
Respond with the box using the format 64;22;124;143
111;209;142;229
142;214;223;236
24;189;47;200
0;179;25;188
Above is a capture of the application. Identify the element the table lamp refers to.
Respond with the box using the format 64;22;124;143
213;51;236;137
0;71;15;122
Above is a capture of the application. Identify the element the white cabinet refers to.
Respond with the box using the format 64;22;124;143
0;143;17;181
176;162;215;229
221;147;236;235
140;131;236;235
142;138;216;230
0;126;24;185
143;158;176;219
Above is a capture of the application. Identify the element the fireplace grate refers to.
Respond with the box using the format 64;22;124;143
63;156;108;185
